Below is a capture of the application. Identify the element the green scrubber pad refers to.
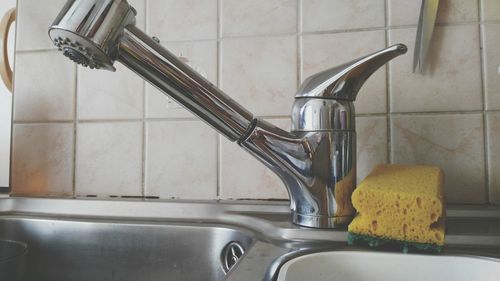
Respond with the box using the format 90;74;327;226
347;232;443;254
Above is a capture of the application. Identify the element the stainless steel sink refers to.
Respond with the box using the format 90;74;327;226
0;217;253;281
0;198;264;281
0;198;499;281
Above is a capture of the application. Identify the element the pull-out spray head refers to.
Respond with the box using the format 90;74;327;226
49;0;137;71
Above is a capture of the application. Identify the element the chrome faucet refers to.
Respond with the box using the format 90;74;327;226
49;0;407;228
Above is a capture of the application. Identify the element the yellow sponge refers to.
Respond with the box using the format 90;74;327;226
348;164;445;246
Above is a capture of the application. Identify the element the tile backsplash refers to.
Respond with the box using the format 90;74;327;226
10;0;500;204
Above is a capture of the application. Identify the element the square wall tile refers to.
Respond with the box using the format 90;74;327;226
482;24;500;110
222;0;297;37
487;113;500;203
357;116;388;183
302;30;387;114
221;36;297;116
16;0;67;51
14;51;75;121
389;26;482;113
391;114;486;204
145;121;217;199
220;119;290;199
437;0;480;23
147;0;217;41
387;0;420;26
388;0;479;26
78;64;143;120
481;0;500;21
11;123;74;196
75;122;143;196
302;0;385;32
146;40;218;119
128;0;146;29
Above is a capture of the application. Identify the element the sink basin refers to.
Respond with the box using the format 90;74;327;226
277;251;500;281
0;216;254;281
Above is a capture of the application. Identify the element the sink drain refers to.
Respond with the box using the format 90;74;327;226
221;241;245;273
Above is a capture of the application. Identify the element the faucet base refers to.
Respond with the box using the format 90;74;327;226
292;212;354;229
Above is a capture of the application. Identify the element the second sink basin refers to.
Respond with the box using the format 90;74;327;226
277;251;500;281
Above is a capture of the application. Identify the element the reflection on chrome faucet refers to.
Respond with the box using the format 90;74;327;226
48;0;407;228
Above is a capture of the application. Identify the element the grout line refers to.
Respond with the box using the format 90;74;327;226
14;110;500;125
145;117;199;122
9;0;20;193
216;0;222;199
141;0;149;198
384;0;392;164
217;135;222;199
77;119;144;123
477;0;490;204
14;110;499;126
356;113;387;118
142;97;147;198
479;0;484;22
72;65;78;197
16;49;59;54
12;120;75;125
485;116;492;204
218;0;223;45
388;110;488;116
16;21;500;54
482;20;500;25
258;115;291;120
297;0;302;86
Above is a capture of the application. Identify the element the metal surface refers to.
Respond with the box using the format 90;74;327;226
413;0;440;73
295;44;407;100
0;198;499;281
0;216;254;280
291;99;355;132
0;239;27;281
221;241;245;273
48;0;407;228
240;119;357;227
117;26;254;141
276;251;500;281
49;0;136;71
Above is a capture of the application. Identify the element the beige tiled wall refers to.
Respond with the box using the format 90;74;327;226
10;0;500;204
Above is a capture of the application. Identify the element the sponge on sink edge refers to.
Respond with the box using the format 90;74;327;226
349;213;445;245
352;164;444;227
348;164;445;247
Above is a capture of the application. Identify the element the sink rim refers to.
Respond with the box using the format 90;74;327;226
276;250;500;281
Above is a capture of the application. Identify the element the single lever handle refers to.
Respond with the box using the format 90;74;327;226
296;44;407;101
0;8;15;92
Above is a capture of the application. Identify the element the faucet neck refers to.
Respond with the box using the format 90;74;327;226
118;26;255;141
